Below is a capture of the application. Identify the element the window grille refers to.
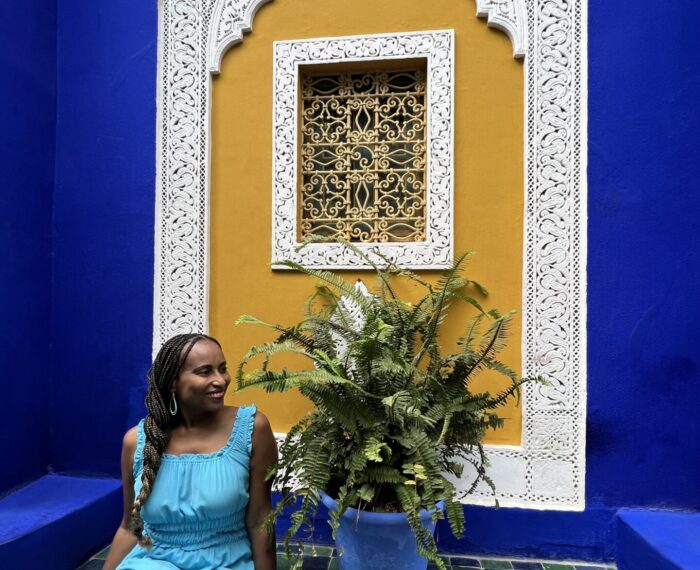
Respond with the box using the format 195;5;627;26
299;67;427;243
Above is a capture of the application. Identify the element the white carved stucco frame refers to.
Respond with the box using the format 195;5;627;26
271;30;454;270
153;0;587;511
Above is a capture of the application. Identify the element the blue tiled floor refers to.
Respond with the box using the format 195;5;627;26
78;545;616;569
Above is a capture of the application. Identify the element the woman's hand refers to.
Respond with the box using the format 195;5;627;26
245;411;278;570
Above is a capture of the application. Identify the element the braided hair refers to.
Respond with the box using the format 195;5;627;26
130;333;221;547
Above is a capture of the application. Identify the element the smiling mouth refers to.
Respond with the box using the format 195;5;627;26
206;391;225;400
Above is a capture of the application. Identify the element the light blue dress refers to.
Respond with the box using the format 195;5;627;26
117;405;257;570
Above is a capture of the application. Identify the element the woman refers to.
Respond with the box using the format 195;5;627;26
104;333;278;570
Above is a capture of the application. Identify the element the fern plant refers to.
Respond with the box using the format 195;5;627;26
236;242;542;569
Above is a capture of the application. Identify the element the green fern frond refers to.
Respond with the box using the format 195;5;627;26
362;465;405;484
413;252;473;366
236;245;542;561
442;479;465;538
273;260;375;313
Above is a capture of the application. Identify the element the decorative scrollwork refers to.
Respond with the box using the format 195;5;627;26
208;0;272;73
330;280;373;363
272;30;454;269
300;68;427;243
475;0;528;58
154;0;587;511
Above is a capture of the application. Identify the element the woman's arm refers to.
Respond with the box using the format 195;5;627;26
245;410;279;570
103;427;139;570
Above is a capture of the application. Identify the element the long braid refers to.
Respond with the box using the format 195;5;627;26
130;333;220;547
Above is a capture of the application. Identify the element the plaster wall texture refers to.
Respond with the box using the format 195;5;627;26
0;1;56;494
208;0;525;444
50;0;156;475
4;0;697;561
586;0;700;512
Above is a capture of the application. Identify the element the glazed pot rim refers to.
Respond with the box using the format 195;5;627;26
320;491;445;524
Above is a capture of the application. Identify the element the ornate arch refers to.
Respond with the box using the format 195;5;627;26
476;0;528;58
153;0;587;511
208;0;272;74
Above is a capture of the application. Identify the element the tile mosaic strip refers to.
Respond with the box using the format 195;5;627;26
77;545;616;570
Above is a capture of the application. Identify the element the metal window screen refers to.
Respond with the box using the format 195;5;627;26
299;67;427;243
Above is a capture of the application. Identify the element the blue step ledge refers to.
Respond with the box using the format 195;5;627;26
0;474;121;570
617;508;700;570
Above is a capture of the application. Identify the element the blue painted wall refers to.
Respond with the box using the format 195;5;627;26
587;0;700;512
0;1;56;494
50;0;156;477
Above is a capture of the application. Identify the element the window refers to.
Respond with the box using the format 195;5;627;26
272;30;454;269
299;66;427;243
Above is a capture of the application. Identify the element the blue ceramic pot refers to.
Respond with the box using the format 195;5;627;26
321;492;444;570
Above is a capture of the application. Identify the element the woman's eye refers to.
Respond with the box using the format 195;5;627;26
199;369;211;376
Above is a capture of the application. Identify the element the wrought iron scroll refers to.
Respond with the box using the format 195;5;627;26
300;68;427;244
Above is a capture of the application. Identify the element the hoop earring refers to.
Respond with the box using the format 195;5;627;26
169;393;178;416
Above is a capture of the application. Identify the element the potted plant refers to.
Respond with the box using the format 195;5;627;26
236;243;542;570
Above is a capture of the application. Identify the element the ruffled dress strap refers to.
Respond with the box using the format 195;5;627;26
232;404;257;457
132;418;146;478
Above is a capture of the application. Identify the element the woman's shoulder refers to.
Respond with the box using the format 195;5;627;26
121;424;143;473
226;403;256;411
251;407;270;430
248;407;277;460
249;407;274;444
122;424;140;454
232;403;268;428
226;403;259;420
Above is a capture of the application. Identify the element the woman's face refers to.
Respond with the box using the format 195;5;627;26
172;339;231;412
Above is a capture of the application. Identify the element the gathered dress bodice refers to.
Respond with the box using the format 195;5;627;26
116;405;257;570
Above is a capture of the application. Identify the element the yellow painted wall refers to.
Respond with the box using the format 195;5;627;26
210;0;524;444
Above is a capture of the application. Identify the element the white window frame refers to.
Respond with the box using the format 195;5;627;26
271;30;454;270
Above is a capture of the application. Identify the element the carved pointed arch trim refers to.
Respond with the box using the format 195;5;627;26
208;0;272;74
475;0;528;58
154;0;587;511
